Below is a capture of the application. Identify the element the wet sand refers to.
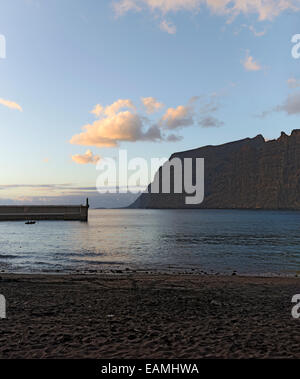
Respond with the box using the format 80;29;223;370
0;273;299;358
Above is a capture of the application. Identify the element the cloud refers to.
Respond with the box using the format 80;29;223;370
160;19;176;34
0;192;139;209
242;51;262;71
113;0;300;28
199;94;221;114
90;104;104;117
275;92;300;115
199;116;224;128
71;111;145;147
161;104;194;129
166;133;184;142
248;24;267;37
71;95;225;149
72;150;101;165
113;0;142;16
287;77;300;88
142;124;163;140
196;92;225;127
0;98;23;112
113;0;200;16
256;109;272;118
236;24;267;37
0;184;88;190
71;100;164;148
257;91;300;117
159;95;225;130
141;97;164;113
91;99;135;117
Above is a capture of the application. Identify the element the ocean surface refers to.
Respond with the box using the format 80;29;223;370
0;209;300;276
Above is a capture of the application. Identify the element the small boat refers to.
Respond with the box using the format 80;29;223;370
25;221;36;225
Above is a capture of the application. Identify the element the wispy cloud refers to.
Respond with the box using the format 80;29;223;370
275;92;300;115
196;92;225;128
248;24;267;37
0;192;138;208
288;77;300;88
113;0;299;32
160;104;194;129
72;150;101;165
141;97;165;114
0;98;23;112
257;91;300;118
242;51;262;71
160;20;176;34
0;183;95;191
199;116;224;128
91;99;136;118
235;24;267;37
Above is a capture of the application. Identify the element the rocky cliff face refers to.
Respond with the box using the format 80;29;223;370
130;130;300;209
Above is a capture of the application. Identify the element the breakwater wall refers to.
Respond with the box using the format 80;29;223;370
0;199;89;222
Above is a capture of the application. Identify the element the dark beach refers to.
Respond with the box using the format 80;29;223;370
0;273;299;359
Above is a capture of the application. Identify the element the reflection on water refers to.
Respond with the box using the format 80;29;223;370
0;209;299;276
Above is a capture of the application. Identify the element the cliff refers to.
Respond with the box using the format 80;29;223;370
130;130;300;209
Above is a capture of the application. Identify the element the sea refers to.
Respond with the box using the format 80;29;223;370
0;209;299;276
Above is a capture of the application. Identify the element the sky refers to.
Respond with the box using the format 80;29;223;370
0;0;299;207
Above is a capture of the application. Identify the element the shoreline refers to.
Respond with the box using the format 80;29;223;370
0;273;299;358
0;268;298;278
0;271;299;285
0;270;299;283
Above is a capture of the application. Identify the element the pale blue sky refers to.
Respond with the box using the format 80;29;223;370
0;0;299;206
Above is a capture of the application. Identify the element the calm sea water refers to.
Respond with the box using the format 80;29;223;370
0;209;299;276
